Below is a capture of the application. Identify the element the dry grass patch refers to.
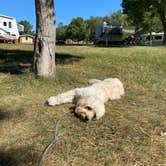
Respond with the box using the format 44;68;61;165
0;44;166;166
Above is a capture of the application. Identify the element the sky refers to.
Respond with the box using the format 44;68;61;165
0;0;122;30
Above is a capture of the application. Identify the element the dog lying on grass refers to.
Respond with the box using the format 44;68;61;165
47;78;124;121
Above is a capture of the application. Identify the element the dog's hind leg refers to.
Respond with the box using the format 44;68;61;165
47;89;76;106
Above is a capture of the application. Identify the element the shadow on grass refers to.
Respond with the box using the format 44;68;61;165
0;146;38;166
0;108;10;121
0;107;25;121
0;48;83;75
56;52;83;64
0;49;33;74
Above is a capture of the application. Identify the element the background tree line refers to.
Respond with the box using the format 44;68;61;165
122;0;166;44
56;10;131;43
20;6;164;45
18;20;35;35
56;9;163;43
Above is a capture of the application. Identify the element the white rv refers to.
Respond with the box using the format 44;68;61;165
0;14;19;40
95;22;123;46
140;32;164;46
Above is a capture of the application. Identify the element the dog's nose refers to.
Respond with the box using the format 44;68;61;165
83;116;89;122
78;114;89;121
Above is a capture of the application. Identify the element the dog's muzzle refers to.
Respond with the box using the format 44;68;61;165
75;106;96;121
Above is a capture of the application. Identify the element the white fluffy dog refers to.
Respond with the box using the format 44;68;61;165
47;78;124;121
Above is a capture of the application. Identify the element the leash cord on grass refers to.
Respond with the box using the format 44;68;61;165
38;110;71;166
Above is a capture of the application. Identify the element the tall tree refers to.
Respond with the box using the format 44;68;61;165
66;17;88;42
56;22;67;41
122;0;166;45
109;10;132;26
18;20;33;35
33;0;56;77
142;11;162;33
86;16;103;41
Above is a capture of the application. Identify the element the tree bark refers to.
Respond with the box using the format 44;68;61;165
33;0;56;77
157;4;166;45
161;18;166;45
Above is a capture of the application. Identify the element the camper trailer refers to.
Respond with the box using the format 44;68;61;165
95;22;123;46
0;14;20;42
140;32;164;46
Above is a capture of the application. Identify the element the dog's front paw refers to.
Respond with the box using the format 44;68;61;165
47;96;58;106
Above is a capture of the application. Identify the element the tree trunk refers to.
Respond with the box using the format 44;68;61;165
33;0;56;77
160;15;166;45
162;21;166;45
157;5;166;45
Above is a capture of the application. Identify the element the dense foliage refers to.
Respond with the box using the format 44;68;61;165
56;11;133;43
18;20;34;35
65;17;89;42
56;3;165;44
122;0;166;44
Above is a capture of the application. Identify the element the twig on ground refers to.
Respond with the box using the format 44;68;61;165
139;127;151;137
38;110;72;166
82;137;97;147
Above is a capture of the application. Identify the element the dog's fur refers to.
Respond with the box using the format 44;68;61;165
47;78;124;121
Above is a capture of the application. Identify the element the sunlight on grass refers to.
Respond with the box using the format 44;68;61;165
0;44;166;165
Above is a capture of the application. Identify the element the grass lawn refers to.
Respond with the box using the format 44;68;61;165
0;44;166;166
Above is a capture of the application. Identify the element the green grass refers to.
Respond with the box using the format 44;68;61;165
0;44;166;166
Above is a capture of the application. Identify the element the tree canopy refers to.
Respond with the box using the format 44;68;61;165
86;16;103;41
56;22;67;41
56;11;133;43
66;17;88;42
18;20;34;35
122;0;166;44
109;10;131;26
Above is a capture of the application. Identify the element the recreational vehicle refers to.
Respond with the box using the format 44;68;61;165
0;14;20;41
95;22;123;46
140;32;164;45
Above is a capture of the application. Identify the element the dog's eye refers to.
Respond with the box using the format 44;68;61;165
85;106;92;110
